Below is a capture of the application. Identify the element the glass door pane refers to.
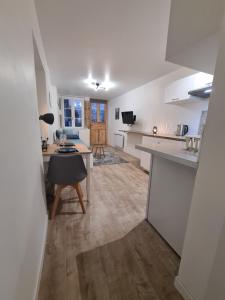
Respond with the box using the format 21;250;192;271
91;103;97;122
99;103;105;123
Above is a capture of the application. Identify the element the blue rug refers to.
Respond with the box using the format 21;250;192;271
93;150;128;166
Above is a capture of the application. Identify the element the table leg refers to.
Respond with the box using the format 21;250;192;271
86;154;91;202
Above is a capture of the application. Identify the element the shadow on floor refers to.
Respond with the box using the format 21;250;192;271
77;220;184;300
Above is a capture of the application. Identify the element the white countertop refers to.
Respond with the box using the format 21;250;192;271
119;129;186;141
136;143;199;169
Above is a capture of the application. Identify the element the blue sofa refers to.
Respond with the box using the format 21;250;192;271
55;128;85;145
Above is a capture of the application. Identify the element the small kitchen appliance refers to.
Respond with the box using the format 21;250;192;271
176;124;189;136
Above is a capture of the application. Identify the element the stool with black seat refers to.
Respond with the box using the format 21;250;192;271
47;154;87;219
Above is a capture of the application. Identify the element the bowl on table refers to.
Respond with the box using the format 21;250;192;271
56;147;78;154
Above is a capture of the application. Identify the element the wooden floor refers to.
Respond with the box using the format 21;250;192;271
107;146;141;167
77;221;183;300
38;154;182;300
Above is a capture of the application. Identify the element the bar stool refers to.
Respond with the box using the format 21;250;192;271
47;155;87;219
92;144;105;158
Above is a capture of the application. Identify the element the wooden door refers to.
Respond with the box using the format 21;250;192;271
99;129;106;144
90;100;107;145
90;128;99;145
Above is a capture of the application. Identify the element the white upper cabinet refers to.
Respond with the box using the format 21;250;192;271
164;73;213;104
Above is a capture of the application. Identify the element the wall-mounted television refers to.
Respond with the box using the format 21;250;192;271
121;111;136;125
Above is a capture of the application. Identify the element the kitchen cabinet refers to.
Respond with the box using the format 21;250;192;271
164;73;213;104
136;143;198;255
140;137;158;171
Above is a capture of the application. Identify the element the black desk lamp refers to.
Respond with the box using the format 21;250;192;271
39;113;54;151
39;113;54;125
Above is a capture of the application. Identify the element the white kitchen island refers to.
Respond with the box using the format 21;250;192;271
136;143;198;256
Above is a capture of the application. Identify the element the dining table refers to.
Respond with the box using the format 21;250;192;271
42;143;92;201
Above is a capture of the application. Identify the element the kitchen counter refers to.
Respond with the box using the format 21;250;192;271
137;141;197;255
119;129;186;142
135;143;198;169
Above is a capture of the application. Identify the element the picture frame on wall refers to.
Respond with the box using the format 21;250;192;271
115;107;120;120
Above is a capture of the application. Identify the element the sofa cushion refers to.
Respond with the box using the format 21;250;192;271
66;138;85;145
63;128;79;139
66;134;79;139
56;129;63;139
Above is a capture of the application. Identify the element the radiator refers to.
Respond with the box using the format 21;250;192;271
114;133;124;148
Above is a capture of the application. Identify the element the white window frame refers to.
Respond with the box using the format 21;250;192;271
62;96;84;128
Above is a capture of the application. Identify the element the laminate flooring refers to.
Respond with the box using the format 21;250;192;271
38;155;183;300
77;221;183;300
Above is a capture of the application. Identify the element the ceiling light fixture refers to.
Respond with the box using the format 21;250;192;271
84;75;114;91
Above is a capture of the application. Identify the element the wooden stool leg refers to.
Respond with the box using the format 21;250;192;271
102;146;105;157
96;147;100;157
94;146;98;157
79;185;83;198
74;183;86;214
51;185;63;219
101;146;105;157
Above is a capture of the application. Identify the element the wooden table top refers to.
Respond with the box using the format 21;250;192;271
42;143;92;156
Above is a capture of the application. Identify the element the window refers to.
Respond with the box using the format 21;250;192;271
91;101;106;123
62;97;84;128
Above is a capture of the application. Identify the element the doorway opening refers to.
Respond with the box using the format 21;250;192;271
33;36;49;140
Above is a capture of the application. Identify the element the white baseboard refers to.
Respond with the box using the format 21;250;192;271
175;276;196;300
34;214;48;300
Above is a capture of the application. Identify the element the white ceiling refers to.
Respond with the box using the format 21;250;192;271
166;0;225;74
35;0;178;99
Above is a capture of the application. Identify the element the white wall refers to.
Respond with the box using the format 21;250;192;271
48;85;60;142
35;61;49;138
35;74;59;144
175;10;225;300
108;68;209;158
0;1;54;299
166;0;225;74
33;4;59;144
167;32;219;75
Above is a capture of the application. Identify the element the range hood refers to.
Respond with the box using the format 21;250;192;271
188;84;213;98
